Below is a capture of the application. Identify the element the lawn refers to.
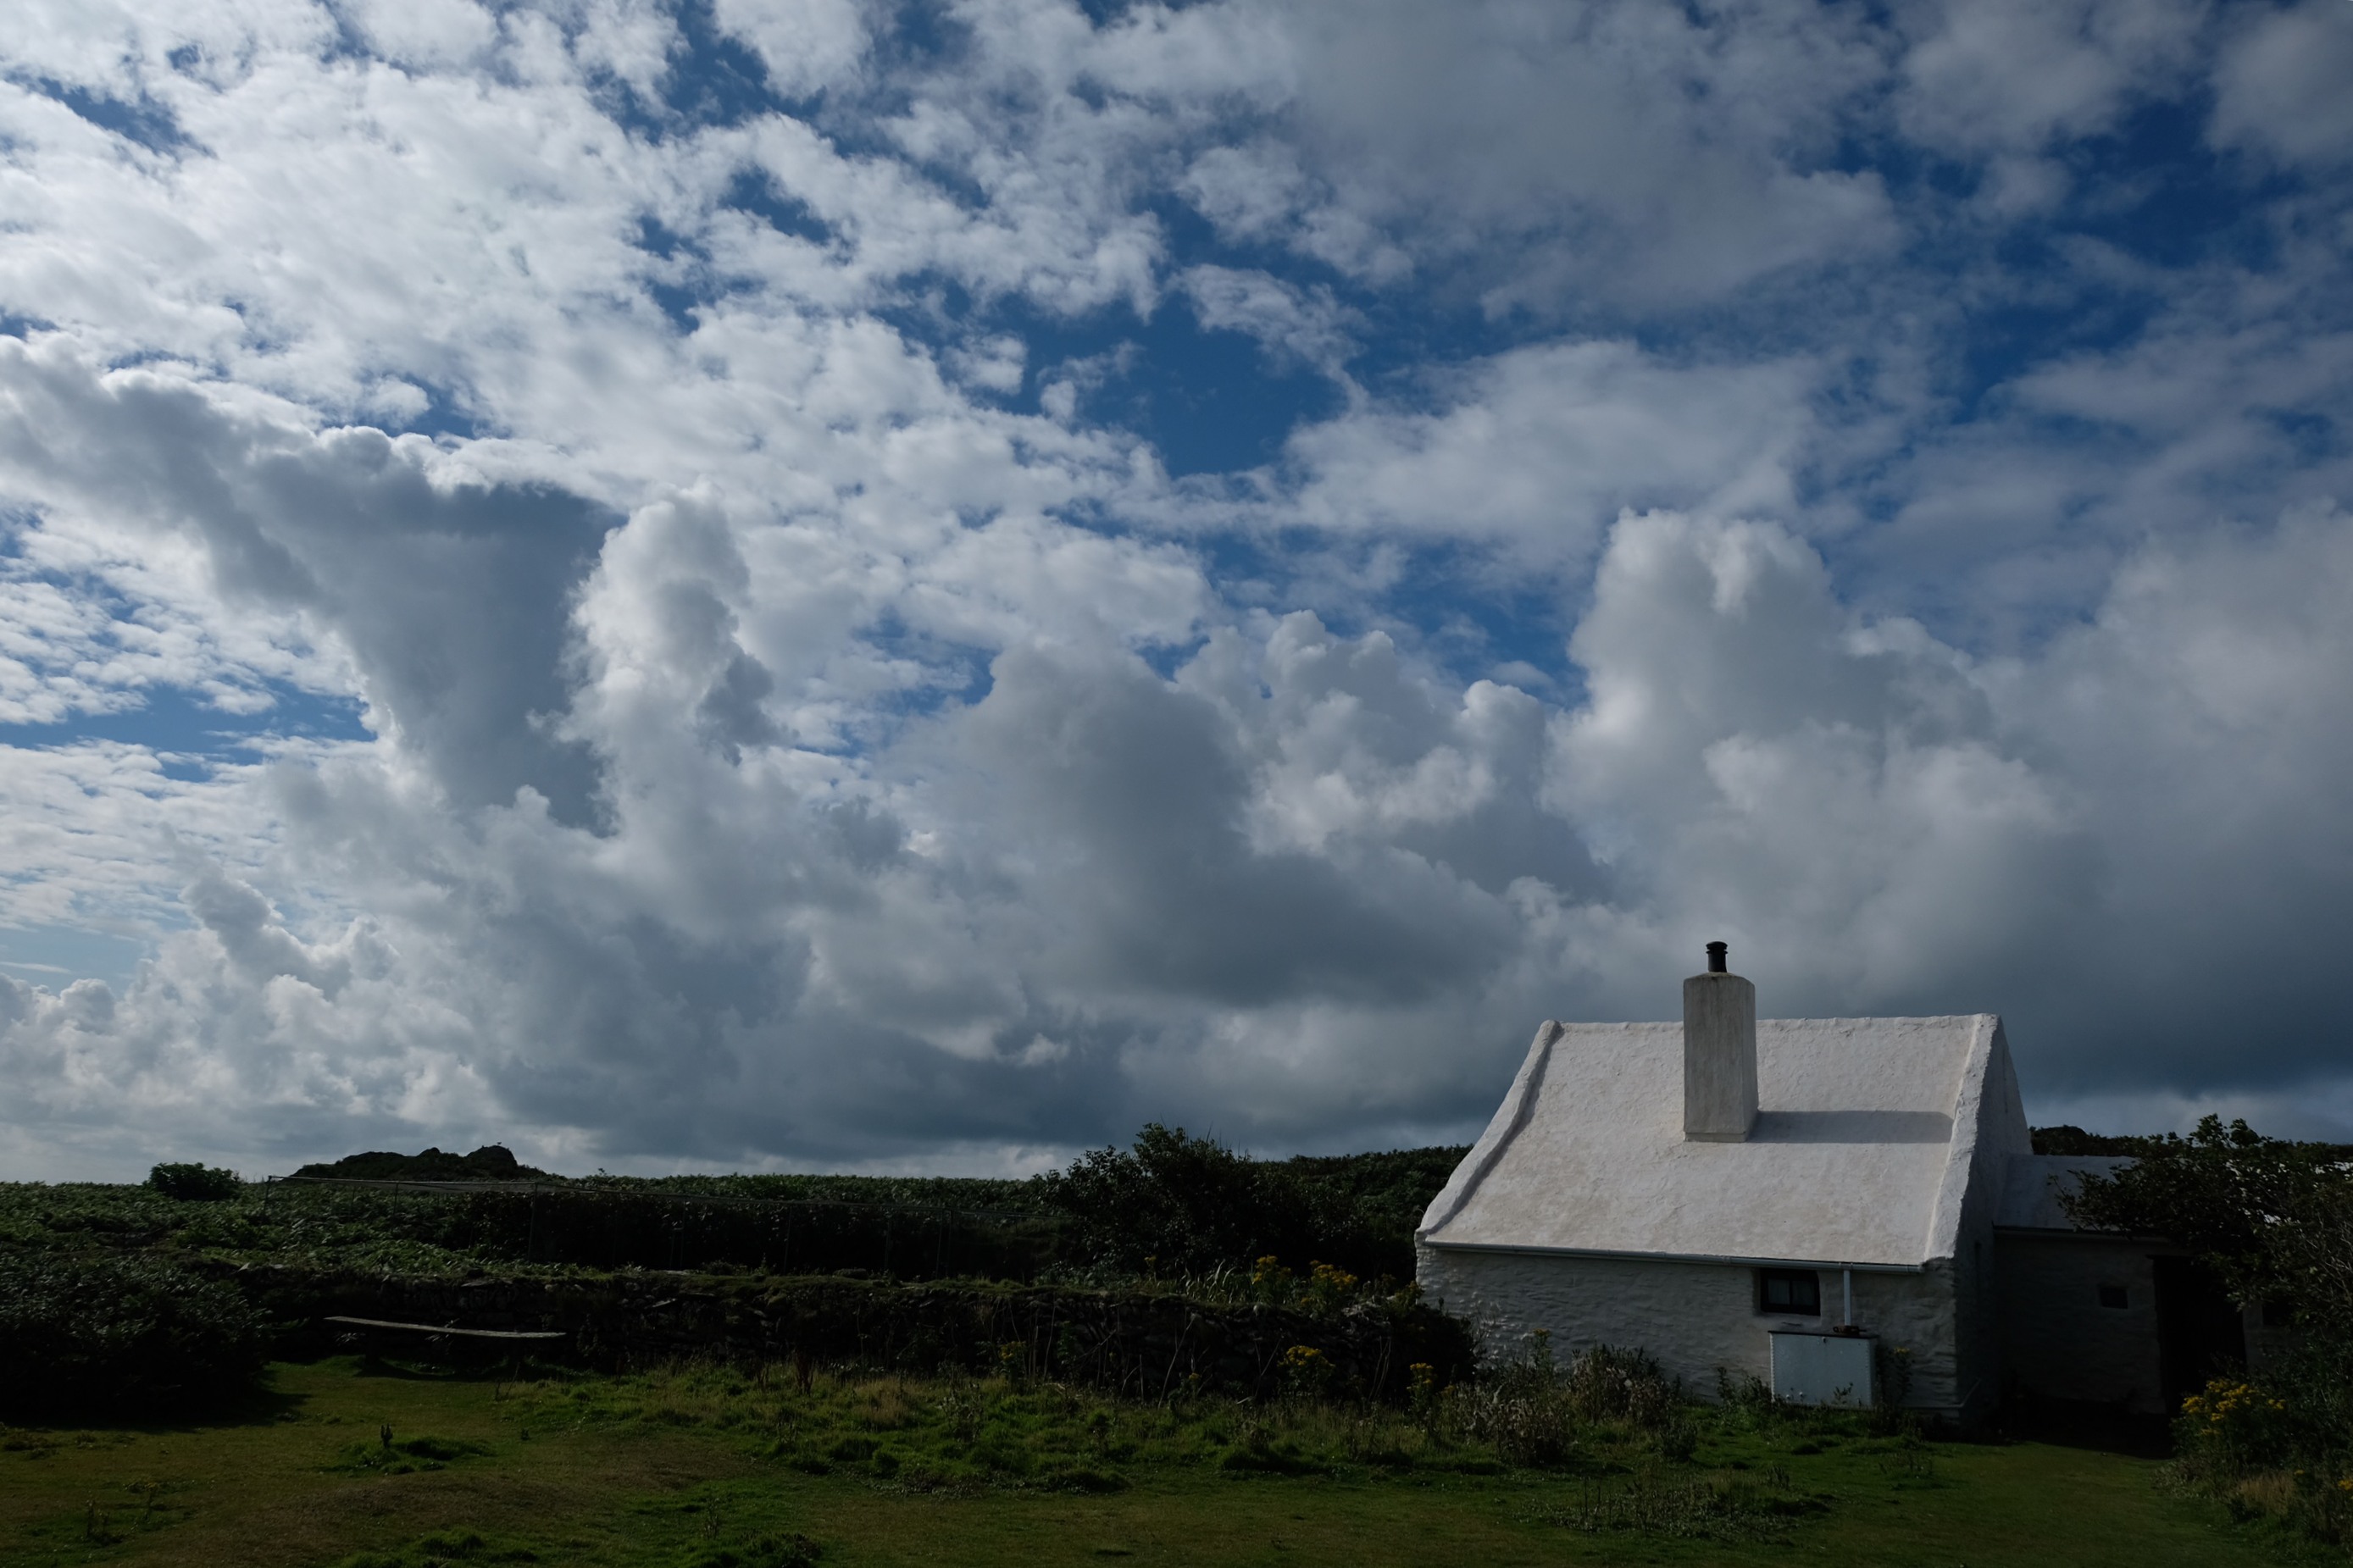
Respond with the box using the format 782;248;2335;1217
0;1358;2301;1568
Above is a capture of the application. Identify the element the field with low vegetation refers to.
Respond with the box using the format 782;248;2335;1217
0;1351;2304;1568
2;1122;2346;1564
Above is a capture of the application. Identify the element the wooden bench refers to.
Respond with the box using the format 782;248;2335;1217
325;1316;566;1342
324;1316;566;1379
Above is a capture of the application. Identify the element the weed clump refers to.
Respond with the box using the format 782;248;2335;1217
331;1531;541;1566
1541;1462;1824;1541
2172;1355;2353;1546
332;1429;493;1475
678;1535;821;1568
1447;1336;1682;1466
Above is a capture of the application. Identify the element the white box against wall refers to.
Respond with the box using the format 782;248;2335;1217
1768;1329;1876;1406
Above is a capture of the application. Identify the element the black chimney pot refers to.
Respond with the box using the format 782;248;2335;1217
1706;940;1728;974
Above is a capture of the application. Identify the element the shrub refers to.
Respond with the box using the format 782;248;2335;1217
1280;1344;1335;1399
2060;1116;2351;1319
1041;1125;1289;1277
147;1162;242;1202
2178;1379;2294;1474
2064;1117;2353;1547
1449;1333;1573;1465
0;1252;266;1416
1449;1375;1575;1465
1562;1344;1678;1429
1036;1124;1465;1282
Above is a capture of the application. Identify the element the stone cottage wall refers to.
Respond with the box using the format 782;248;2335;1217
1416;1244;1967;1416
1994;1233;2163;1414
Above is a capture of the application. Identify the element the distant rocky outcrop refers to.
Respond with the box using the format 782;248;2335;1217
2028;1125;2157;1157
291;1144;548;1182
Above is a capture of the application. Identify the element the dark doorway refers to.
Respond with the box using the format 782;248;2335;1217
2153;1255;2246;1410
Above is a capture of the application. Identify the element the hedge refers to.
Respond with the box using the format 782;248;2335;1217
0;1251;267;1417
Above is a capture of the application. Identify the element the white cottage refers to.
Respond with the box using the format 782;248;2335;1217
1416;945;2243;1422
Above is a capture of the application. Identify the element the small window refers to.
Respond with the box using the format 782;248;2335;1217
1758;1268;1821;1316
2098;1284;2128;1310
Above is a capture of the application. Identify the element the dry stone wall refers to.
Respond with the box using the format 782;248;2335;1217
219;1263;1473;1402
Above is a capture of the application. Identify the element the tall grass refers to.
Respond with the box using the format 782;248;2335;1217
502;1333;1721;1499
2170;1337;2353;1548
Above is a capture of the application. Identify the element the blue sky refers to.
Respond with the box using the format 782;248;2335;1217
0;0;2349;1178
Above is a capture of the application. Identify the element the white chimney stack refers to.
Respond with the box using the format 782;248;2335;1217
1684;940;1758;1142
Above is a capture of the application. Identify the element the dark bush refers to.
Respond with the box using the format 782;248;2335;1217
2028;1125;2159;1156
1037;1123;1466;1281
0;1252;267;1416
147;1162;243;1201
2066;1116;2353;1547
1041;1124;1274;1277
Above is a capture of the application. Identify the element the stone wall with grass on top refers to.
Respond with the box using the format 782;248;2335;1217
223;1264;1474;1402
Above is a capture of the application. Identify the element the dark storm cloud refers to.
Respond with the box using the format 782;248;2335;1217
957;643;1511;1007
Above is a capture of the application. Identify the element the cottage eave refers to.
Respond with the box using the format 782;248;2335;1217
1414;1236;1928;1274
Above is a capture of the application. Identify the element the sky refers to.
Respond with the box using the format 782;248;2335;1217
0;0;2349;1181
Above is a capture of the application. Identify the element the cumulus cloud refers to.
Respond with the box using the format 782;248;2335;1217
2209;1;2353;169
0;0;2346;1176
1267;341;1814;561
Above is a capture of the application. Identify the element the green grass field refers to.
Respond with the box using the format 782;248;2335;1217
0;1358;2303;1568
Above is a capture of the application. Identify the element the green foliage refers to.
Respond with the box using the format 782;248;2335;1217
2178;1378;2296;1473
0;1180;536;1275
1037;1123;1465;1282
2065;1116;2353;1549
2060;1114;2353;1321
330;1531;543;1566
1041;1124;1275;1277
1444;1338;1682;1467
1560;1343;1680;1427
2173;1354;2353;1546
1273;1144;1473;1274
11;1128;1468;1288
0;1250;266;1416
677;1533;822;1568
0;1177;1052;1282
333;1427;495;1475
2028;1125;2163;1156
0;1352;2299;1567
513;1350;1699;1491
147;1161;244;1200
1539;1463;1825;1541
626;1171;1037;1210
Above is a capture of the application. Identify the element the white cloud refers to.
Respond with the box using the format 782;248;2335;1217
2209;1;2353;169
0;0;2345;1177
1268;341;1814;561
1210;0;1901;308
711;0;869;97
1545;506;2353;1112
1896;0;2207;158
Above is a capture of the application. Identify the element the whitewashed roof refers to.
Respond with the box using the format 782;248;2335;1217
1419;1015;2030;1270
